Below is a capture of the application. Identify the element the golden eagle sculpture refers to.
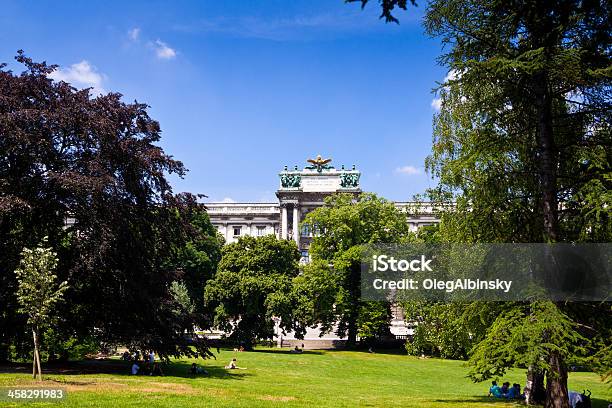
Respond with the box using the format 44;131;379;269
306;155;333;172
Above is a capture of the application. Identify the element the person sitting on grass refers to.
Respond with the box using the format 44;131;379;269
507;383;524;400
225;358;246;370
189;363;209;376
131;361;140;375
290;346;302;354
506;383;518;399
500;382;510;396
488;380;503;398
226;358;237;369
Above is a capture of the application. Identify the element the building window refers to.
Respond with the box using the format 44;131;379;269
233;226;242;236
301;223;310;237
300;250;309;261
256;226;266;236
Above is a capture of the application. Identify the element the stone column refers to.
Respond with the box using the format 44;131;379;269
293;205;300;247
281;205;288;240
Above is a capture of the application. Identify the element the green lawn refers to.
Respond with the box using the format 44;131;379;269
0;348;609;407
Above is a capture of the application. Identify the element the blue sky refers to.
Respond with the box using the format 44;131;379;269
1;0;447;202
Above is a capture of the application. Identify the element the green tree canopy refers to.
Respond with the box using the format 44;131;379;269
300;192;413;346
205;235;300;348
349;1;611;406
417;1;611;406
14;238;68;379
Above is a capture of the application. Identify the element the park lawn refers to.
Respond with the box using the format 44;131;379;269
0;348;609;408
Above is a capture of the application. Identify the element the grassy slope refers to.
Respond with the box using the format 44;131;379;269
0;348;609;407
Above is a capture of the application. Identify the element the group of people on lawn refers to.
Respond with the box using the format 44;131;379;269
488;380;523;400
126;348;246;376
128;350;164;376
488;380;593;408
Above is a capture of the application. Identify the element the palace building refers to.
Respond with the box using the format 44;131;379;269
206;156;444;345
207;155;442;263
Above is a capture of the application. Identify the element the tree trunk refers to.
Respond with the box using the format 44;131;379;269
525;366;546;405
346;318;358;348
533;73;559;242
545;352;569;408
533;73;571;408
32;328;42;381
345;261;361;348
35;347;42;381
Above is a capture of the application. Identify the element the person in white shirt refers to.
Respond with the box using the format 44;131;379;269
149;351;155;364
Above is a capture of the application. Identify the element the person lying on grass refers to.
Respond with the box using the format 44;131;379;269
225;358;246;369
189;363;209;376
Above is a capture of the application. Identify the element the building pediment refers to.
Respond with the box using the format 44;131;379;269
278;156;361;195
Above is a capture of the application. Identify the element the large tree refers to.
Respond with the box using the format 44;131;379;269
351;1;611;406
300;193;413;346
421;1;611;407
0;52;219;360
204;235;300;349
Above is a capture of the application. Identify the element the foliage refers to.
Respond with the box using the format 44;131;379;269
288;259;339;338
14;238;68;378
346;0;416;24
357;301;393;342
301;193;413;345
468;301;586;382
42;328;99;361
404;302;473;359
170;281;195;316
0;53;220;360
14;239;68;331
417;0;611;405
168;209;223;329
205;235;300;348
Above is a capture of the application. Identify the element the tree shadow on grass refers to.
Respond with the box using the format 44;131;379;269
432;396;523;405
320;348;408;356
432;396;610;408
250;348;324;355
0;359;250;380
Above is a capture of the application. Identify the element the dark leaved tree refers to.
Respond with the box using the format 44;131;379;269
0;52;220;361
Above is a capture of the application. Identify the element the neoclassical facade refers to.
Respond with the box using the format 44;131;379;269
207;156;441;262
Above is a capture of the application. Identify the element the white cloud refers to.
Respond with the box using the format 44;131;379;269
152;40;177;59
431;70;462;111
444;69;459;83
431;97;442;110
220;197;236;203
128;27;140;41
395;165;422;175
48;60;106;95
